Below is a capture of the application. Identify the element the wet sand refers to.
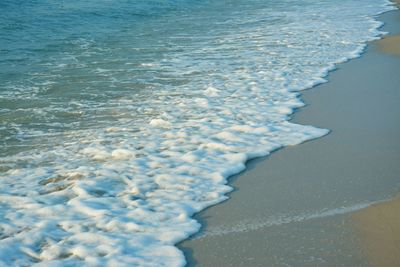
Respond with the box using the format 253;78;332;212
179;7;400;267
350;5;400;267
352;13;400;261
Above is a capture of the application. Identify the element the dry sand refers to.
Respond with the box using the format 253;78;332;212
353;196;400;267
179;8;400;267
376;35;400;55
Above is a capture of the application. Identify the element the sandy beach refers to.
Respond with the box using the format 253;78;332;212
351;6;400;266
353;196;400;267
179;5;400;267
376;35;400;55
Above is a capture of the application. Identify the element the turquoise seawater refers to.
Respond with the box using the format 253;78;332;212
1;0;206;156
0;0;394;266
1;0;294;157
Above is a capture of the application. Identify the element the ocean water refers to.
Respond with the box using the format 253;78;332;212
0;0;395;266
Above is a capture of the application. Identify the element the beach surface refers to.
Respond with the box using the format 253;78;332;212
377;34;400;55
179;7;400;267
353;196;400;267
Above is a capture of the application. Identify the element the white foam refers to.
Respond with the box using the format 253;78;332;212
0;0;396;266
149;118;172;128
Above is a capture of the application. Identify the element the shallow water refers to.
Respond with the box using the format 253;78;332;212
0;0;395;266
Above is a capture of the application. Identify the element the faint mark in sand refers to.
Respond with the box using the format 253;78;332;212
192;202;375;240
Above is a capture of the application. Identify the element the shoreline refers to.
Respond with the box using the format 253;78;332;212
179;5;400;267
